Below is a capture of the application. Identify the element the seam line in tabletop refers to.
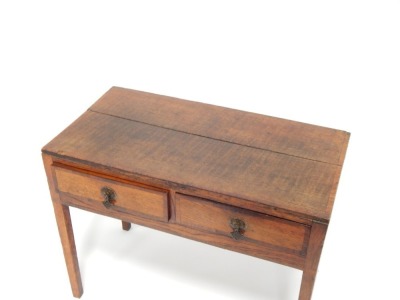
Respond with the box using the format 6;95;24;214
88;108;343;166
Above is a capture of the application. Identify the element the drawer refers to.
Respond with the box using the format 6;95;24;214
54;166;169;222
176;194;310;255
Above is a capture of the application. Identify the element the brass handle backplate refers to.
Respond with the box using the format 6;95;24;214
101;187;116;208
230;218;246;240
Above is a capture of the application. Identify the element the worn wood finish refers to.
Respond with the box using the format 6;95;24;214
57;192;306;270
299;222;328;300
42;87;350;299
54;165;169;222
90;87;347;165
52;202;83;298
44;110;345;222
50;156;313;225
42;154;83;298
176;194;309;254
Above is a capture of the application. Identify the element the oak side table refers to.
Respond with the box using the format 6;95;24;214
42;87;350;299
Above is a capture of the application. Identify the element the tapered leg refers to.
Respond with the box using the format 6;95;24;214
299;221;328;300
53;201;83;298
122;221;131;231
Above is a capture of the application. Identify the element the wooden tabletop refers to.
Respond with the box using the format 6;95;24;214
43;87;350;222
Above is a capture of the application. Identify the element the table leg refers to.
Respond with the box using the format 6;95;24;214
299;221;328;300
53;201;83;298
122;221;131;231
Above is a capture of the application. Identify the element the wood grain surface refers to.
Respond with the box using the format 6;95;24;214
176;193;309;254
54;165;169;222
299;222;328;300
42;154;83;298
56;192;307;270
91;87;349;165
42;87;350;300
43;105;348;221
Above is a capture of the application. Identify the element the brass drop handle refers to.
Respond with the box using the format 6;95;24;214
101;187;116;208
230;218;246;240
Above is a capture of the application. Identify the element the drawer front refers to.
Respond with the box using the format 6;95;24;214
54;166;169;222
176;194;309;254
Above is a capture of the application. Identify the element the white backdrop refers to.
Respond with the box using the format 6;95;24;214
1;1;399;299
